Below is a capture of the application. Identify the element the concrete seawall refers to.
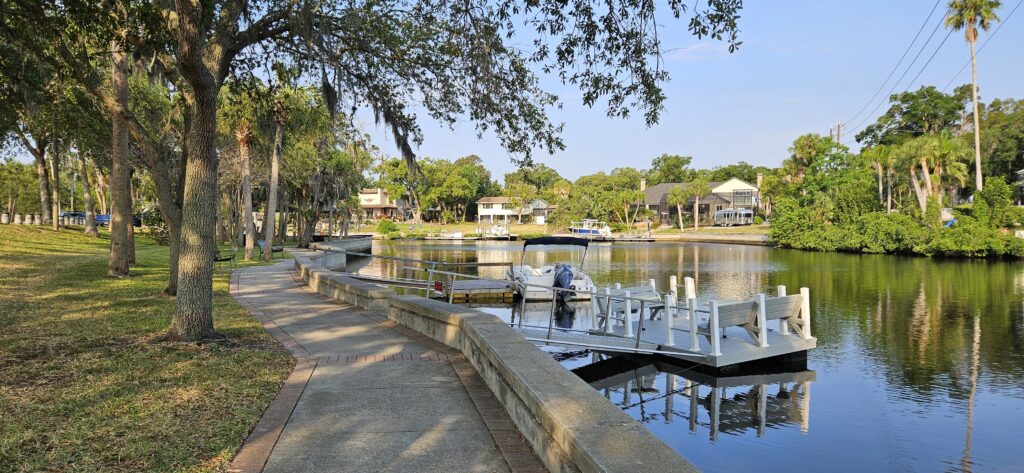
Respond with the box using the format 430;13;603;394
653;232;772;246
292;251;698;473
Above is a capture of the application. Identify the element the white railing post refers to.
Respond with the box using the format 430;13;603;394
670;275;678;302
688;297;700;352
798;287;812;339
755;293;769;348
615;283;622;290
684;276;696;301
649;278;657;292
708;301;722;357
664;293;675;347
624;291;633;337
602;287;612;334
777;285;790;335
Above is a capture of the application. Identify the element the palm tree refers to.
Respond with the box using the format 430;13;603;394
926;131;971;211
667;186;689;231
946;0;1001;191
688;175;712;230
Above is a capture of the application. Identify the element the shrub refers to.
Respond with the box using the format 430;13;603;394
920;216;1004;257
854;212;926;254
140;212;169;245
376;219;398;234
753;216;763;225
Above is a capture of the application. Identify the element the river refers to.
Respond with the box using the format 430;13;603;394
356;239;1024;472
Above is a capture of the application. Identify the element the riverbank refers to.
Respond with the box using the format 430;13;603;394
0;226;293;471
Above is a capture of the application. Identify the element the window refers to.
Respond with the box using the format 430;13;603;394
733;190;753;208
481;203;492;210
502;203;512;210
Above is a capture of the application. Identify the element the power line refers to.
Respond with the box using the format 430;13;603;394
845;9;952;138
903;28;954;92
844;0;943;126
941;0;1023;91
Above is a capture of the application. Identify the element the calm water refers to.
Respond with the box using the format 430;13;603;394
358;240;1024;472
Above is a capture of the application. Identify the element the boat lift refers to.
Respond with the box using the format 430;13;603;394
310;248;816;370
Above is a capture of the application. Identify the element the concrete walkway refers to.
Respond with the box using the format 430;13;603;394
228;259;545;473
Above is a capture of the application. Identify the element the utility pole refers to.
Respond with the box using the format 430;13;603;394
836;122;843;144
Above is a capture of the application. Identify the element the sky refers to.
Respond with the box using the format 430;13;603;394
357;0;1024;182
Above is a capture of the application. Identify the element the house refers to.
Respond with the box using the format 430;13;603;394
641;177;759;223
476;197;554;224
358;188;406;220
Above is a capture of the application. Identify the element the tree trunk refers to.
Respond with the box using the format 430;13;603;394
127;170;136;264
33;142;52;224
970;38;983;191
94;168;108;215
874;163;884;204
107;41;132;277
692;198;700;230
676;204;684;232
278;189;288;241
80;154;98;236
263;121;282;261
909;167;928;214
886;169;893;213
919;159;933;196
49;142;60;231
169;85;219;339
238;127;255;261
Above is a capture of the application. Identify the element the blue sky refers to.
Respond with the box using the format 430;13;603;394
359;1;1024;182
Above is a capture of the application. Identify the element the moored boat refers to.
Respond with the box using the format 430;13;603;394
507;237;596;300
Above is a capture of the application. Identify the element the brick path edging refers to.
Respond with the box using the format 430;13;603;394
226;268;317;473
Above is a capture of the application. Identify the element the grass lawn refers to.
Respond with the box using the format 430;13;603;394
0;225;293;472
655;224;770;235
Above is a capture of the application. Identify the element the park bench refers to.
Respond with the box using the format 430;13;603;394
697;288;811;356
257;239;284;255
213;248;236;269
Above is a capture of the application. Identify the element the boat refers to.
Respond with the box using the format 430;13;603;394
568;219;612;237
507;236;596;300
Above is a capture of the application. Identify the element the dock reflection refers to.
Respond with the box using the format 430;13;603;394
574;356;814;440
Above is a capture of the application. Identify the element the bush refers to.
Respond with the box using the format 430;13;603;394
140;212;169;245
376;219;398;234
753;216;763;225
518;232;551;240
854;212;927;254
919;216;1005;257
609;222;630;233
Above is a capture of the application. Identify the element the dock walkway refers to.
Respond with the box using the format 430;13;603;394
228;260;544;473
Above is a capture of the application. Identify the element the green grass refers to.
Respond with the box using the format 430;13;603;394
655;224;770;235
0;225;293;472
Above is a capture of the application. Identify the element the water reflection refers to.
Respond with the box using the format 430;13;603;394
575;356;814;440
366;241;1024;471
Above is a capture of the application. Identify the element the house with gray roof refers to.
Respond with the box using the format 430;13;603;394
640;177;759;223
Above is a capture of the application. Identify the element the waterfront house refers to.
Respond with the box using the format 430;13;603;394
359;188;407;221
476;197;554;224
640;177;759;223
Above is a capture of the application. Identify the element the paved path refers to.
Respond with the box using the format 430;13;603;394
228;259;545;473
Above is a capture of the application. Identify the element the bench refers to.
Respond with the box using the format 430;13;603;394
257;239;284;255
593;280;667;336
692;287;811;356
213;249;236;269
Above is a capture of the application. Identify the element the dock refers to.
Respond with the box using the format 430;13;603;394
509;276;817;372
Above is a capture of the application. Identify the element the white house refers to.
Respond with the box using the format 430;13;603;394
358;188;405;220
476;197;553;224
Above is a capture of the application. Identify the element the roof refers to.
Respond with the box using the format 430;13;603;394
643;182;724;205
359;188;386;195
477;196;511;204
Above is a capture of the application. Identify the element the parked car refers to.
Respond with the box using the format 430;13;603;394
94;214;143;227
60;211;85;219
